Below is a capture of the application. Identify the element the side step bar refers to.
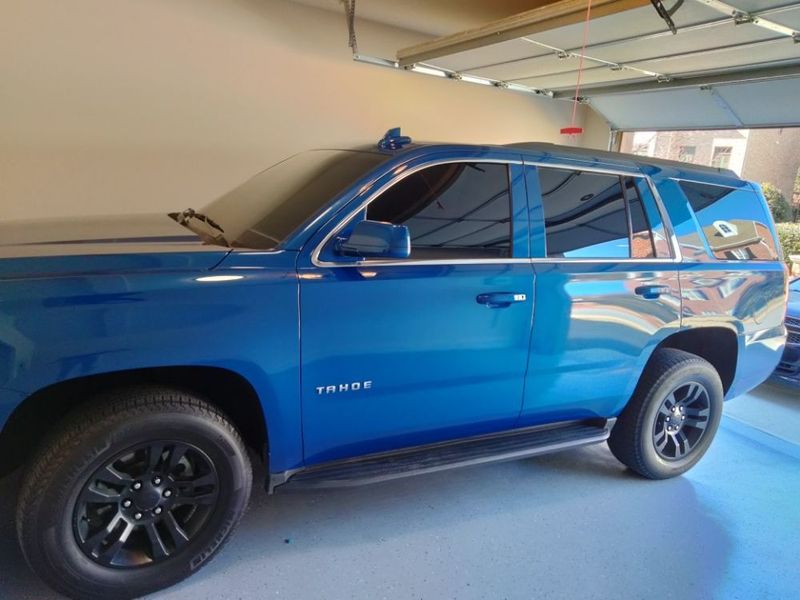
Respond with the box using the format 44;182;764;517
270;418;615;493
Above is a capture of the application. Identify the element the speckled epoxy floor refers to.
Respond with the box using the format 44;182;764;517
1;385;798;600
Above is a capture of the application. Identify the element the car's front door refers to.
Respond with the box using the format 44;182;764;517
297;157;534;464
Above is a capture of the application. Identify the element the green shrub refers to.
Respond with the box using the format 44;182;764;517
762;183;792;223
776;222;800;265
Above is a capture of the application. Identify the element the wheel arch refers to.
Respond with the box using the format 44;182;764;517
0;366;269;477
648;326;739;395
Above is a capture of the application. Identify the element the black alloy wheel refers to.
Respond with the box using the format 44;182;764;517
17;387;252;600
74;441;220;568
652;382;712;461
608;348;723;479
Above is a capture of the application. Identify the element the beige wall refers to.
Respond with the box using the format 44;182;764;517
1;0;609;221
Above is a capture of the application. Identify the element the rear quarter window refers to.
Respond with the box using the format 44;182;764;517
678;180;779;261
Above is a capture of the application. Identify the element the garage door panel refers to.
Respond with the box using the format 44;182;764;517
767;6;800;29
391;0;800;130
528;3;723;51
589;88;742;130
457;26;785;84
587;24;777;65
631;41;800;75
731;0;798;12
716;77;800;126
516;68;651;91
470;53;599;82
430;39;545;73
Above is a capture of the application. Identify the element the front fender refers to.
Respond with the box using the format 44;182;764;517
0;258;303;471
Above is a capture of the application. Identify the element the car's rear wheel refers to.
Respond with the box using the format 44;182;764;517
16;386;252;600
608;348;723;479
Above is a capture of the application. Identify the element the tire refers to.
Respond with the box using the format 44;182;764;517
608;349;723;479
16;386;253;600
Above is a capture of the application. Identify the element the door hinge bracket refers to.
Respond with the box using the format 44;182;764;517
650;0;685;34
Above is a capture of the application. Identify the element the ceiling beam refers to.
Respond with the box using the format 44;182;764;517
550;62;800;97
396;0;653;67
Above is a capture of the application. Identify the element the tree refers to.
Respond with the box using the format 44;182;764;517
793;166;800;221
762;183;792;223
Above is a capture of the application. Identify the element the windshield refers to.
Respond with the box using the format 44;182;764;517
199;150;389;249
791;277;800;292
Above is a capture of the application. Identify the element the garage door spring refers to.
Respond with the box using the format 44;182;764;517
341;0;358;55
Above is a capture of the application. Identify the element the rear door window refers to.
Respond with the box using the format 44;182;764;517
537;169;630;259
678;181;779;261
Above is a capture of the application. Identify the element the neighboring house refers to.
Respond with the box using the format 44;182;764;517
742;129;800;203
621;128;800;201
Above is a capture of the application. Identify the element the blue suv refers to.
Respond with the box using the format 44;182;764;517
0;130;788;599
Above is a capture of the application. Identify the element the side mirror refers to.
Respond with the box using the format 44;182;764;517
335;220;411;259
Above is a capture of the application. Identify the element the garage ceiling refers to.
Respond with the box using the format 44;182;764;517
386;0;800;130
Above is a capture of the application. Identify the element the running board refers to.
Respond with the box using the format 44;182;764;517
270;419;615;492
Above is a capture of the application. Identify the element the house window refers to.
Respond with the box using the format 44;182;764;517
678;145;696;163
711;146;733;169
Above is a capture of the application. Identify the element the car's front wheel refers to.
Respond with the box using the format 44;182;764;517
608;348;724;479
16;386;252;600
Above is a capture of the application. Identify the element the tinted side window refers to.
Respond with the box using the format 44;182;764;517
624;178;656;259
538;168;629;259
367;162;512;259
678;181;779;261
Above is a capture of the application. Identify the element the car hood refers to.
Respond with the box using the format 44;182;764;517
0;214;229;278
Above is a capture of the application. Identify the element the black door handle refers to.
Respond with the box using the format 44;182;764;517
476;292;528;308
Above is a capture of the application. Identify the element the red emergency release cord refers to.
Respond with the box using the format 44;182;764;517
561;0;593;136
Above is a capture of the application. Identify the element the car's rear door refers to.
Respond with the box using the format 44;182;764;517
297;154;534;465
520;161;681;424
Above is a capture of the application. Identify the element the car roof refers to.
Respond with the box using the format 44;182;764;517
345;137;742;183
504;142;738;178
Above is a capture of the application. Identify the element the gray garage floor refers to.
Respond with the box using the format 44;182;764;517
1;384;798;600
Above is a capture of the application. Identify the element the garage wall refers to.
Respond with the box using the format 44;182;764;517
0;0;610;221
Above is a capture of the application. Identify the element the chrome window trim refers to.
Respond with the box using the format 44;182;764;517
331;258;532;267
528;257;677;264
311;157;681;269
643;177;682;262
227;249;286;255
521;159;642;177
696;259;786;265
670;177;739;189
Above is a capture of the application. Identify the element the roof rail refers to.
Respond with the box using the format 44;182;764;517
505;141;738;177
